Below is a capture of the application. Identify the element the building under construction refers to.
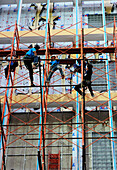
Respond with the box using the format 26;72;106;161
0;0;117;169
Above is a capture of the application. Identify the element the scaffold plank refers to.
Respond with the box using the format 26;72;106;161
0;91;117;108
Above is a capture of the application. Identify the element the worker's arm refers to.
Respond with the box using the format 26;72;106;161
47;60;51;64
34;50;37;56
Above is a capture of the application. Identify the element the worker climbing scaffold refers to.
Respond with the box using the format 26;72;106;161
4;55;18;79
74;62;94;97
46;55;65;85
23;44;40;87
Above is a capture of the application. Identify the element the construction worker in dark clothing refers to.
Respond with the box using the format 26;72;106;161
4;55;18;79
23;44;40;87
74;63;94;97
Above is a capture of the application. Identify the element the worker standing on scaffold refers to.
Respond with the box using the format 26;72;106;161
4;55;18;79
46;55;65;85
23;44;40;87
74;63;94;97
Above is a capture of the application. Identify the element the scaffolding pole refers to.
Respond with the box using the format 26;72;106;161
80;17;86;170
38;1;50;170
0;107;6;170
76;0;80;169
102;1;116;170
37;58;43;170
0;47;12;170
0;22;19;170
114;17;117;77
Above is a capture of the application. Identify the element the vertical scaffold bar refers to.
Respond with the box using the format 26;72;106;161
102;1;116;170
14;0;22;51
37;58;43;170
0;104;5;170
37;1;50;170
76;0;80;170
0;121;6;170
81;19;86;170
114;17;117;77
0;79;10;170
44;1;50;169
37;107;42;170
0;21;18;169
17;0;22;27
45;0;50;46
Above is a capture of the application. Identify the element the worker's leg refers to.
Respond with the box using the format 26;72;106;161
24;60;34;86
33;56;38;65
74;83;82;95
75;66;81;73
57;65;64;78
4;65;9;79
86;80;94;97
46;66;57;82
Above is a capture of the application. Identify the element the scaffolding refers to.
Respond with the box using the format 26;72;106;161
0;0;117;170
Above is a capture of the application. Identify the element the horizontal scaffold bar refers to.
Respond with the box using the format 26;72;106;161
24;137;117;140
0;59;108;66
2;122;106;126
0;47;115;56
6;154;72;157
0;84;107;88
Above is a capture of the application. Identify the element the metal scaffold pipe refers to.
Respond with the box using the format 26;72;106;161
102;0;116;170
75;0;80;169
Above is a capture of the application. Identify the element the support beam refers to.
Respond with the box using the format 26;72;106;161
102;1;116;170
0;47;115;57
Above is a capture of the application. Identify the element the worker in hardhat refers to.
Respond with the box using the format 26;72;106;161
4;55;18;79
23;44;40;87
46;55;65;85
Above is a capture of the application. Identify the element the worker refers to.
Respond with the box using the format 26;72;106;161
46;55;65;85
74;63;94;97
67;55;87;74
4;55;18;79
28;44;33;49
23;44;40;86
